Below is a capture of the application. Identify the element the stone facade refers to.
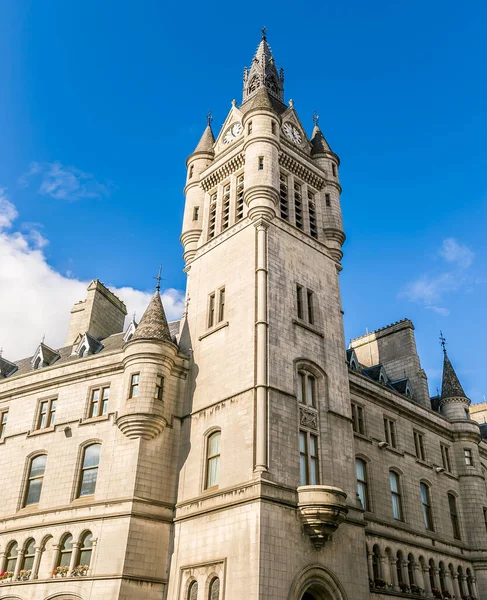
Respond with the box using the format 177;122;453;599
0;32;486;600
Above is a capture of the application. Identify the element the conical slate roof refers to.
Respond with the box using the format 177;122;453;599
310;124;332;155
441;352;467;399
193;123;215;154
131;291;172;343
242;31;284;103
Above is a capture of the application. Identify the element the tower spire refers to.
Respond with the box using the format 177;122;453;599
242;28;284;104
440;338;467;400
192;114;215;154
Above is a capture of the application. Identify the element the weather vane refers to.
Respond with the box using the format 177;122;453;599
155;265;163;292
313;110;319;126
439;331;447;354
261;26;267;40
207;110;213;126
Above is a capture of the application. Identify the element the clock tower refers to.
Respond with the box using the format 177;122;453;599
171;30;367;600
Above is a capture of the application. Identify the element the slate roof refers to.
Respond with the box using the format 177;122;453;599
131;291;172;343
441;352;467;399
240;87;287;115
390;378;409;394
0;357;18;379
310;124;332;155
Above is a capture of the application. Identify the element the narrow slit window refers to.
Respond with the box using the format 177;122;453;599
356;458;368;510
248;121;252;135
0;410;7;439
306;290;314;324
414;431;426;461
221;184;230;230
129;373;140;398
78;444;101;497
208;292;216;328
464;448;473;466
189;165;194;179
420;482;434;531
296;284;303;319
206;431;221;489
193;206;199;221
218;288;225;322
294;182;303;229
308;192;318;239
441;444;451;472
384;417;397;448
325;193;331;207
258;156;264;170
280;173;289;220
351;403;365;435
271;121;276;134
155;375;165;401
236;174;244;221
208;194;217;239
332;163;337;177
389;471;403;520
448;493;461;539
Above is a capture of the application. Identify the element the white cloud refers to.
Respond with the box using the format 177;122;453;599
399;237;480;314
439;237;474;268
0;190;184;361
20;161;111;201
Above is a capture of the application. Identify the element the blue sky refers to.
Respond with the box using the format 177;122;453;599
0;1;485;402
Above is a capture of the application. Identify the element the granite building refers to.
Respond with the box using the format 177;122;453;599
0;32;485;600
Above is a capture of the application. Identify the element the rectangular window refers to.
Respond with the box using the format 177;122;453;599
294;182;303;229
193;206;199;221
384;417;397;448
351;403;365;435
414;431;426;461
129;374;140;399
306;290;314;324
441;444;452;472
356;458;368;511
308;192;318;239
208;292;216;328
0;410;8;439
248;121;252;134
325;193;331;207
89;387;110;418
221;184;230;230
206;431;221;489
390;471;403;521
464;448;473;466
155;375;164;401
280;173;289;220
483;507;487;532
236;174;244;221
299;430;319;486
448;494;461;540
297;371;316;407
332;164;337;177
258;156;264;170
271;121;276;134
208;194;217;239
420;482;434;531
218;287;225;322
37;399;56;429
296;284;303;319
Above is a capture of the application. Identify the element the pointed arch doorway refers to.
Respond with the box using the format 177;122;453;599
289;565;348;600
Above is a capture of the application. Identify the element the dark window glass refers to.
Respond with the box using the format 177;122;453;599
78;444;101;497
24;454;47;506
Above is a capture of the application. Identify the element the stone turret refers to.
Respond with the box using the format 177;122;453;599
439;347;470;420
181;119;215;264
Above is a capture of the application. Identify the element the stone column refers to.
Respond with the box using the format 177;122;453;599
88;537;98;575
31;546;43;579
13;549;24;578
459;575;467;597
50;545;60;577
69;543;81;572
380;556;390;586
431;567;440;593
367;550;374;581
443;570;454;597
451;573;461;599
253;219;269;473
412;561;421;588
471;576;479;599
390;558;400;592
400;560;409;588
422;565;432;597
0;552;6;573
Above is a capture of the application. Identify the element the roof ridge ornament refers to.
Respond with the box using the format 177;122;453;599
261;25;267;40
313;110;319;126
154;264;163;292
206;110;213;126
439;330;447;354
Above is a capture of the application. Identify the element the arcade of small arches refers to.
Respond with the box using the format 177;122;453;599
367;542;479;599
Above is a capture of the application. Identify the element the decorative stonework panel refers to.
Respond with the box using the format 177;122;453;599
180;560;225;600
299;406;318;430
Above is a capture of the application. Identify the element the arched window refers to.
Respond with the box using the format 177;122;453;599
448;493;461;539
396;551;404;584
429;559;436;591
209;576;220;600
420;482;434;531
466;568;474;596
79;532;93;566
356;458;368;511
5;541;18;572
77;444;101;497
21;538;36;572
188;580;198;600
34;356;42;370
205;431;221;489
297;370;316;407
407;554;415;586
56;534;73;568
439;562;446;593
372;545;381;580
458;566;466;596
389;471;403;520
24;454;47;506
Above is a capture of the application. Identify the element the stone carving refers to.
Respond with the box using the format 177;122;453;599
299;406;318;430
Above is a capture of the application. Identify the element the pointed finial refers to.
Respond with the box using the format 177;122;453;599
132;311;136;322
313;110;319;126
439;331;447;354
0;347;3;358
41;334;45;344
289;99;294;108
261;26;267;40
155;265;163;292
207;110;213;126
231;99;237;107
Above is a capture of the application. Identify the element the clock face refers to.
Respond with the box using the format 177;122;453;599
223;122;243;144
283;122;303;145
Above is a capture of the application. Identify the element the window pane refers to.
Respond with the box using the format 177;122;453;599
79;548;92;566
83;445;101;468
300;455;308;486
61;535;73;551
356;459;365;481
207;455;220;488
210;577;220;600
307;376;315;406
357;481;367;510
392;494;402;520
25;478;43;505
23;553;35;570
310;457;318;484
59;550;72;567
30;455;47;478
389;471;399;493
297;372;304;403
420;483;428;504
299;431;306;453
80;468;98;496
208;432;220;456
81;533;93;548
309;435;318;457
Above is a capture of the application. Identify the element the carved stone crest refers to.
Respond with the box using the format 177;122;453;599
299;406;318;430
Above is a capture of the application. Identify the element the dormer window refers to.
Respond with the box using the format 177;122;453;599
34;356;42;370
79;346;88;358
74;333;103;358
123;319;138;343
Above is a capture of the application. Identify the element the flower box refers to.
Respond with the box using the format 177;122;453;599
71;565;89;577
52;566;69;578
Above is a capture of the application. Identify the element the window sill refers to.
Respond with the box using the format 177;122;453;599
383;445;404;457
415;458;433;469
353;431;372;444
71;495;95;504
27;426;55;437
198;321;229;341
292;319;324;337
79;414;110;426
